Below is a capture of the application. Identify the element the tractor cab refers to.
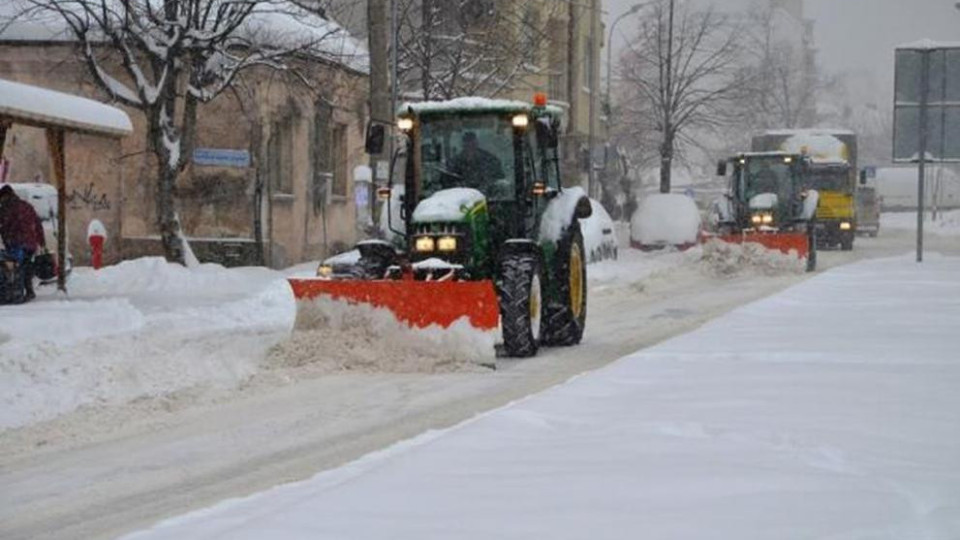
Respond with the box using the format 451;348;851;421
379;96;565;277
714;151;819;271
723;152;811;230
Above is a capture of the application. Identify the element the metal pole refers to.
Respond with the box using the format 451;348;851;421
916;49;930;263
587;0;598;198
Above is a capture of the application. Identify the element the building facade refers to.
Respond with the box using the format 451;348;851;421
0;33;369;268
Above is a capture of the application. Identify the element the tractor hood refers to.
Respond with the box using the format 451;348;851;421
749;192;779;211
412;188;487;223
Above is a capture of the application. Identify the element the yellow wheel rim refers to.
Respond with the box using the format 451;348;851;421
569;244;584;320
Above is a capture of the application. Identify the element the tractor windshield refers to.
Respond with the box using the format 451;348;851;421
739;157;796;204
419;114;516;201
803;166;851;193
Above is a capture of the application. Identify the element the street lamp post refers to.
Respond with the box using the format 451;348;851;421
605;3;651;119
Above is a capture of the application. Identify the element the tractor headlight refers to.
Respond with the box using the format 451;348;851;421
397;117;414;131
840;221;852;230
437;236;458;252
317;264;333;278
751;214;763;225
752;213;774;225
762;213;774;224
511;114;529;129
415;236;436;252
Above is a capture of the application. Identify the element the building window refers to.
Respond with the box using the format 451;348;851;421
268;117;293;194
313;102;333;208
331;124;348;198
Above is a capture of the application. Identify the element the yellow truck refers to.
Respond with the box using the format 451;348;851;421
752;129;858;250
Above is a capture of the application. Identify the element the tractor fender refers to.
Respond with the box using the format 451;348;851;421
538;186;591;246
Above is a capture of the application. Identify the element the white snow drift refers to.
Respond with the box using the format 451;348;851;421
126;254;960;540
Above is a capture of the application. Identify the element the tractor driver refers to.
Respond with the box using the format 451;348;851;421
444;131;505;190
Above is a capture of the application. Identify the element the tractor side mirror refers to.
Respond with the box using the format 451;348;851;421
859;169;867;186
365;123;385;154
535;118;559;149
716;160;727;177
574;197;592;219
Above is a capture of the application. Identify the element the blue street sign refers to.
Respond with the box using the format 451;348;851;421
193;148;251;168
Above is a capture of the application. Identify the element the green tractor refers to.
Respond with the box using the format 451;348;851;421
289;96;591;357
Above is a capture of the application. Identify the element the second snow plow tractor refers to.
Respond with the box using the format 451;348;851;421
289;95;591;357
714;152;820;272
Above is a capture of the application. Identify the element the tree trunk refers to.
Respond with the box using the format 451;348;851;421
156;156;184;264
659;131;673;194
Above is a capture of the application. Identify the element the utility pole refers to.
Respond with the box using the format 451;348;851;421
587;0;598;198
916;49;930;263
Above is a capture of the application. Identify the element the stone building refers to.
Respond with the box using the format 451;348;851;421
0;14;369;269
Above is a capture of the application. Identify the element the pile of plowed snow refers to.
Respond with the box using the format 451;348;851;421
699;239;806;277
268;298;496;374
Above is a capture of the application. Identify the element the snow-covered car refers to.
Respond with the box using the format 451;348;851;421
581;199;618;263
630;193;702;251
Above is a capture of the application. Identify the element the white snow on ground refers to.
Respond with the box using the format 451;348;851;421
882;210;960;236
274;297;495;373
124;254;960;540
0;258;293;430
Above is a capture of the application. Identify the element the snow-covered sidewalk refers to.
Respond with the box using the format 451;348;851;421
882;209;960;236
126;254;960;539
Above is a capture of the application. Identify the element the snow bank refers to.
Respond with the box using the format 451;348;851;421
412;188;485;223
124;255;960;540
699;239;805;277
274;297;496;373
882;210;960;236
0;258;293;430
539;186;587;242
630;193;701;247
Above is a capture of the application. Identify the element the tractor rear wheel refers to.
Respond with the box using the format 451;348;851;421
542;226;587;346
497;252;543;358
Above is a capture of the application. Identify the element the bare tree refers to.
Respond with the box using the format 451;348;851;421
738;3;818;131
394;0;560;100
13;0;357;263
619;1;744;193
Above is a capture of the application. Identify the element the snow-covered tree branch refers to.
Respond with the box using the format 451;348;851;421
11;0;359;263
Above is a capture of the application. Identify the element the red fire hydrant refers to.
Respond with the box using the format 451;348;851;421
87;219;107;270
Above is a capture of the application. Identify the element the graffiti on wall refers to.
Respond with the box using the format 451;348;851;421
67;183;111;211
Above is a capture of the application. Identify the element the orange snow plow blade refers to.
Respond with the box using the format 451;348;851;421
288;278;500;330
717;232;809;259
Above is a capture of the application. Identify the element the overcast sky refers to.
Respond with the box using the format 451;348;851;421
604;0;960;106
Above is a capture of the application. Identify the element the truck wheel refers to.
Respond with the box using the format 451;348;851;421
542;225;587;346
806;226;818;272
497;252;543;358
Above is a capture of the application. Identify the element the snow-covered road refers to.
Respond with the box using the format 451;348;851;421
125;253;960;540
0;227;956;539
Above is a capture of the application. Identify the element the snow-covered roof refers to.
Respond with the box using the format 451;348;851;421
781;133;849;164
401;97;563;117
0;78;133;137
0;2;369;75
762;128;854;137
896;39;960;51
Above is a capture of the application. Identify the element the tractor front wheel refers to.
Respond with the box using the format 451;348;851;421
497;252;543;358
542;226;587;346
